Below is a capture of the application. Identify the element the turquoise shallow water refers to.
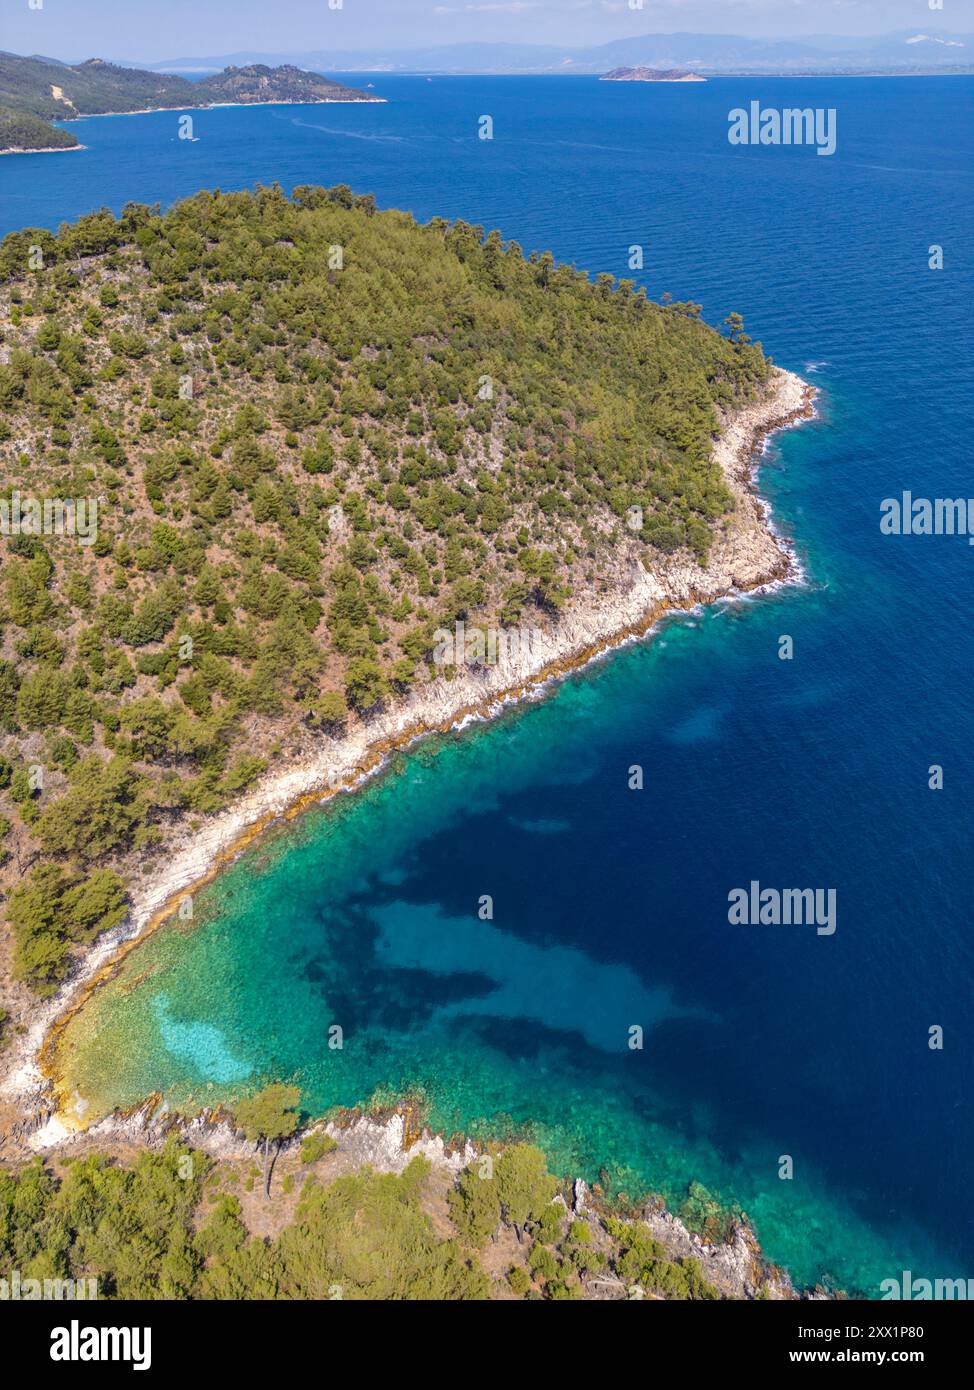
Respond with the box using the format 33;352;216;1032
56;626;954;1296
16;75;973;1296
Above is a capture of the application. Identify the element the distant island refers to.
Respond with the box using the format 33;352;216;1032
601;67;706;83
0;53;382;153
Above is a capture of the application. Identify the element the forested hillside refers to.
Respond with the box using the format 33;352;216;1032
0;53;379;150
0;53;194;123
0;105;78;152
0;184;769;992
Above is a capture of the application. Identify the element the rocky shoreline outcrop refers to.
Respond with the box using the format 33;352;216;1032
20;1097;805;1299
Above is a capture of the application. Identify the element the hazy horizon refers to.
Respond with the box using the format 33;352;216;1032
2;0;971;66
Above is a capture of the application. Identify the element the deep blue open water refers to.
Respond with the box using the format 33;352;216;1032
7;75;973;1295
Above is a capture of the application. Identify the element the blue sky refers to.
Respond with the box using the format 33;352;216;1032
1;0;970;63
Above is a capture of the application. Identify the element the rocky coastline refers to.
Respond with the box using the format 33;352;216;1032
1;365;816;1133
0;366;819;1294
16;1097;807;1299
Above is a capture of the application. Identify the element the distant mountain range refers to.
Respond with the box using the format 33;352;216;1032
0;53;380;152
134;30;973;76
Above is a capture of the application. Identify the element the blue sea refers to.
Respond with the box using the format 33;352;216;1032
7;76;973;1296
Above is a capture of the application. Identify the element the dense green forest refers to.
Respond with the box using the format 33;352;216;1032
0;53;378;150
0;1137;726;1300
0;104;78;151
0;185;769;993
